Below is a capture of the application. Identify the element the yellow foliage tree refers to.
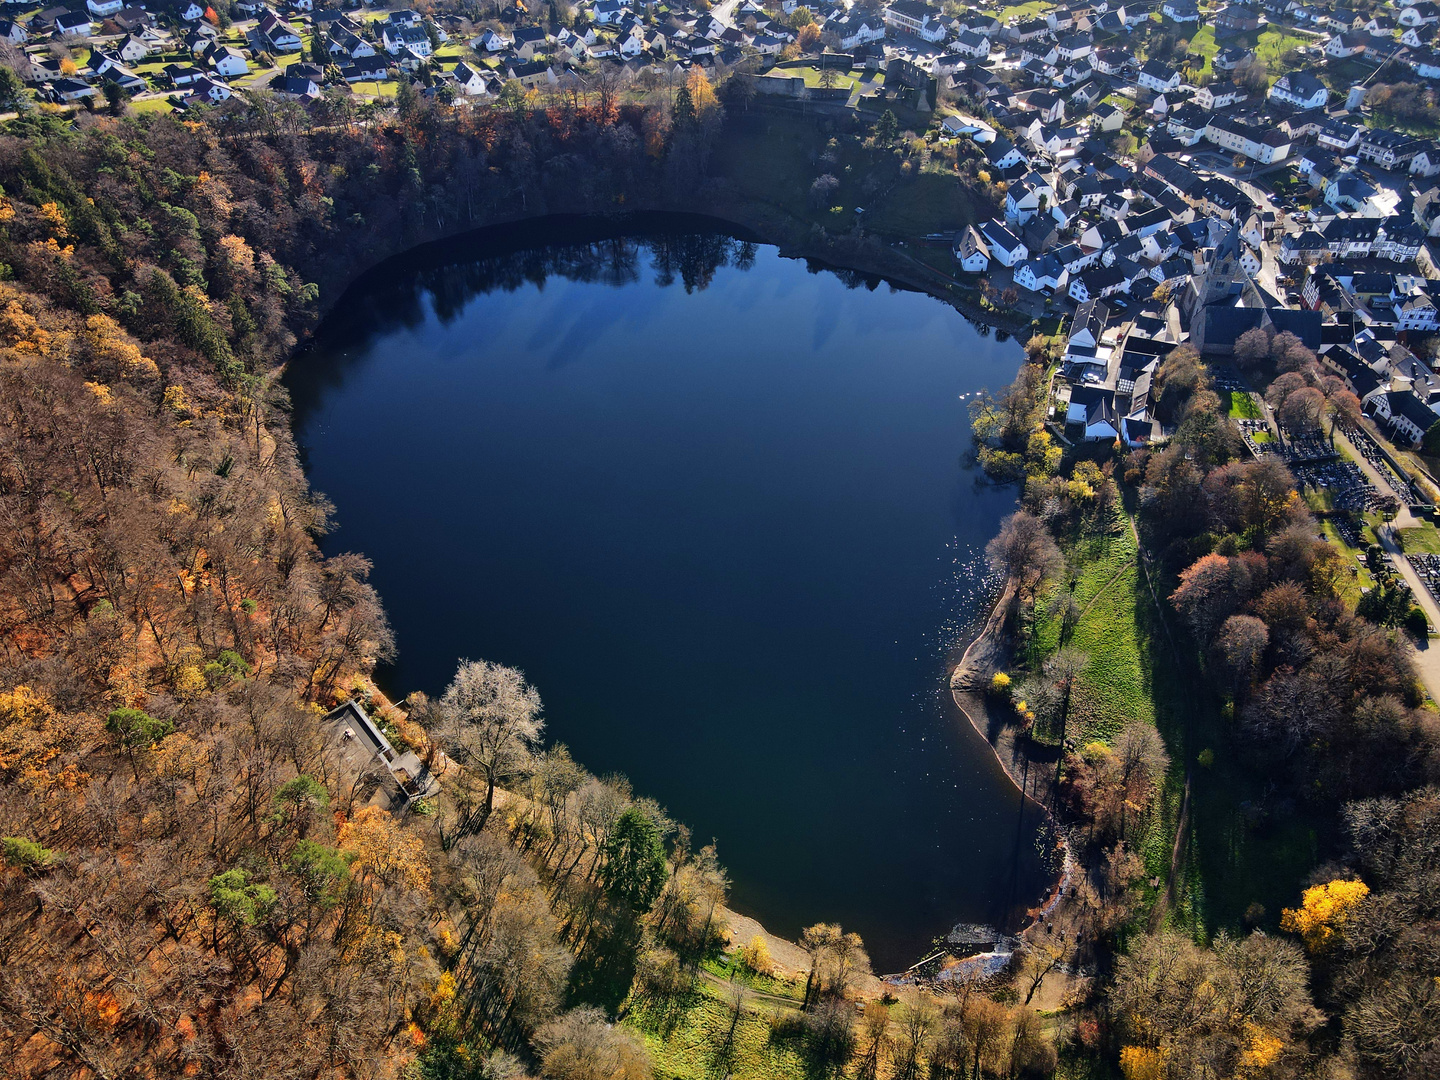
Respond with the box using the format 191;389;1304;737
1239;1023;1284;1070
1281;879;1369;952
686;68;717;114
338;806;432;893
1119;1045;1167;1080
38;202;68;238
0;686;100;794
86;314;161;383
741;935;774;976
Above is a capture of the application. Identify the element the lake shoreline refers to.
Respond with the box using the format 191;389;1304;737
296;205;1057;980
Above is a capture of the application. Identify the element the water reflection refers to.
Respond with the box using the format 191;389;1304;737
289;213;1052;970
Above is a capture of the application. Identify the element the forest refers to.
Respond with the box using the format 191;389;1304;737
0;65;1434;1080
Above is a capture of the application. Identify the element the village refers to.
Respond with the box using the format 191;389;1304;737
12;0;1440;619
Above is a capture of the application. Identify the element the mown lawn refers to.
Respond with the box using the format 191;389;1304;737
1222;388;1262;420
1188;23;1315;79
624;979;809;1080
1401;523;1440;554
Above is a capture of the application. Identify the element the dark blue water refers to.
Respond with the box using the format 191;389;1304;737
288;215;1054;969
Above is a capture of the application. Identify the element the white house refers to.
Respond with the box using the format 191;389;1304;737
383;25;432;57
86;0;124;17
952;29;991;57
1269;70;1329;109
1163;0;1201;21
209;47;250;78
1138;59;1181;92
979;219;1029;266
883;0;950;42
451;62;489;96
1400;1;1440;26
1014;253;1067;293
955;225;990;272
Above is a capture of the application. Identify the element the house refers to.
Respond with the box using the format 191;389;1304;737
513;25;548;59
258;13;302;53
342;54;390;82
955;225;990;271
1019;88;1064;122
1014;252;1068;293
208;46;250;78
383;24;432;57
276;74;319;100
1269;70;1329;109
952;29;991;57
883;0;949;42
981;136;1027;170
1193;81;1247;110
86;0;123;18
53;11;95;37
476;28;512;52
979;219;1029;266
114;33;150;62
1359;128;1424;168
1400;1;1440;26
1317;118;1362;151
1407;50;1440;78
1206;114;1292;163
1412;144;1440;177
1068;385;1121;440
1094;102;1125;131
1056;33;1091;62
1215;5;1264;31
941;113;996;141
48;77;96;102
1365;14;1397;37
593;0;626;24
1069;264;1128;303
1403;22;1438;46
1163;0;1200;19
324;700;440;810
451;61;489;96
505;59;555;88
163;62;204;86
1372;390;1437;445
1214;45;1254;70
823;14;885;50
1325;30;1368;57
386;8;423;27
1138;59;1181;92
1006;175;1057;224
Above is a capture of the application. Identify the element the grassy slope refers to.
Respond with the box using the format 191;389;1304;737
1027;496;1317;936
624;979;809;1080
712;111;984;241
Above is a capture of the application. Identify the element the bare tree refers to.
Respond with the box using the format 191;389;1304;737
986;511;1064;607
434;660;545;844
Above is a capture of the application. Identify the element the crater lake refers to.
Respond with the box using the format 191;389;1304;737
288;214;1056;971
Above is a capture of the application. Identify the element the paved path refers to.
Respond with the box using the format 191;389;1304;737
1329;427;1440;701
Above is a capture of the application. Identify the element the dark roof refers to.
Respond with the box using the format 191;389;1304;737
1266;308;1322;348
